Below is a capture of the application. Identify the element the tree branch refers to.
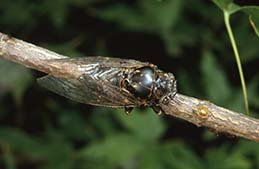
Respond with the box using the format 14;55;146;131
0;32;258;142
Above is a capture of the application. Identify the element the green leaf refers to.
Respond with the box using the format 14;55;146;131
213;0;240;14
1;143;16;169
89;107;120;137
45;40;83;58
201;51;232;105
204;145;251;169
236;140;259;166
0;128;41;156
202;130;218;141
140;0;183;31
138;141;204;169
243;7;259;37
245;76;259;109
95;4;145;31
226;76;259;113
201;51;250;113
96;0;183;33
162;142;203;169
177;70;201;97
0;128;73;169
236;23;259;63
213;0;233;10
0;1;37;31
41;0;71;28
0;60;33;104
78;134;142;167
213;0;259;36
114;109;166;140
137;145;164;169
57;110;89;140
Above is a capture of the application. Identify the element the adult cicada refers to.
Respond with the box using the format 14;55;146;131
38;57;177;114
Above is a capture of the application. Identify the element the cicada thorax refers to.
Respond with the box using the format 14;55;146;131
124;66;156;100
120;64;177;109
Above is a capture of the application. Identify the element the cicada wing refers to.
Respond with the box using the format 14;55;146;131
40;57;150;80
46;56;149;70
37;56;150;108
37;75;88;104
37;75;140;108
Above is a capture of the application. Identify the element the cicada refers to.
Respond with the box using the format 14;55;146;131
38;57;177;114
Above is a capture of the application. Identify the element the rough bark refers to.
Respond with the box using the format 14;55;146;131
0;32;258;142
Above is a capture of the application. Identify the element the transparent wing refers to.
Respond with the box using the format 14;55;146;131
37;75;141;108
47;56;149;68
41;57;150;81
37;56;151;107
38;75;89;104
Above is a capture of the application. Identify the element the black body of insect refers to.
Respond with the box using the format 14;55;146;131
37;57;177;114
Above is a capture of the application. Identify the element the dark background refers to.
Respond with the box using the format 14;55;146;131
0;0;259;169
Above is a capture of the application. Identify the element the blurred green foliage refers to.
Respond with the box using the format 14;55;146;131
0;0;259;169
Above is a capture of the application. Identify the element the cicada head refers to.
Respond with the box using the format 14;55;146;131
154;72;177;105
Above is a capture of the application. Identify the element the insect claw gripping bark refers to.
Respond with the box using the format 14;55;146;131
124;107;134;115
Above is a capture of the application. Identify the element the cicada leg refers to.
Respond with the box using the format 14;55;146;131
152;106;164;115
124;107;134;115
